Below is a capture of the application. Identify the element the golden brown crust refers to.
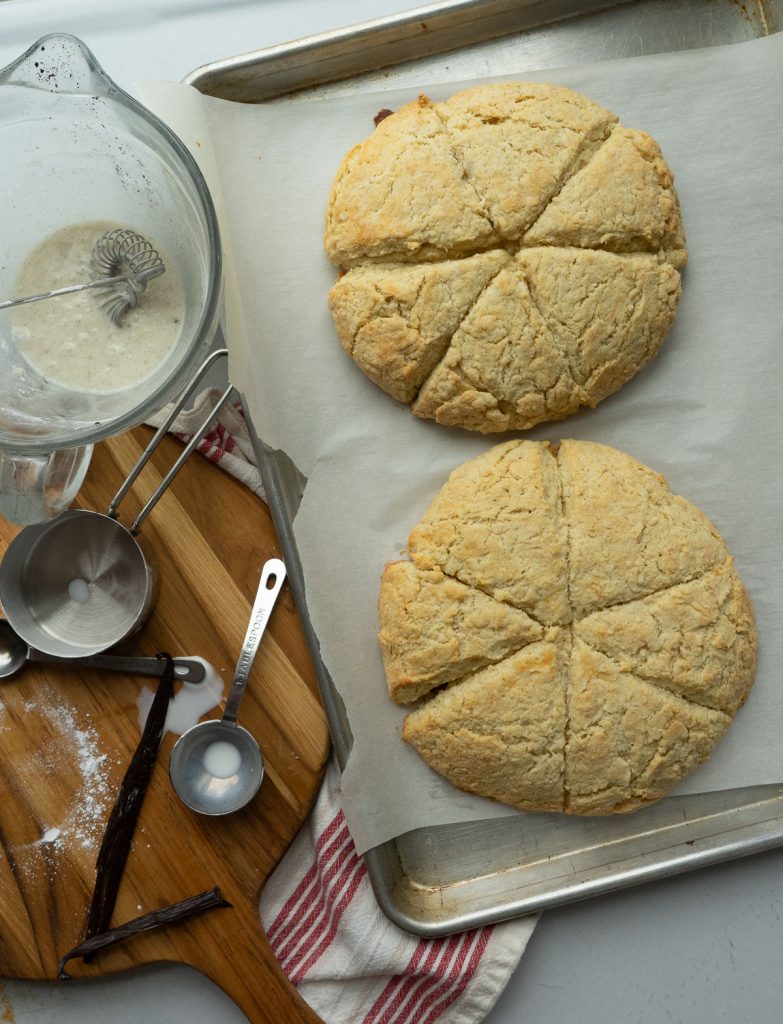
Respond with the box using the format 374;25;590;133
411;260;583;432
325;95;497;267
517;249;681;409
407;440;570;624
557;439;728;616
410;248;681;432
379;561;544;704
565;641;731;815
524;127;687;263
434;82;618;241
381;441;757;815
325;83;686;433
403;636;569;813
328;251;510;403
573;559;757;716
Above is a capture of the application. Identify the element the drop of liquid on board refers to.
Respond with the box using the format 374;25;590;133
136;657;224;735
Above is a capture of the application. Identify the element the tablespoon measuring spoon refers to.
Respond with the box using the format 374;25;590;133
168;558;286;815
0;619;205;682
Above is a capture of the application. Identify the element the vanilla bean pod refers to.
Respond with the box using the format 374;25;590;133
84;653;175;947
59;887;230;979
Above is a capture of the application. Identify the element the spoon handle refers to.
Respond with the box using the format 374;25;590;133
26;650;206;683
222;558;286;726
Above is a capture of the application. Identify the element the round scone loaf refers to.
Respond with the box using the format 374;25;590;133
378;441;757;815
326;83;687;433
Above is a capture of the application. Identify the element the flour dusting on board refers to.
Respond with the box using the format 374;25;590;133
13;686;119;858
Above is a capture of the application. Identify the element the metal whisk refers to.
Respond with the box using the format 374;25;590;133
0;228;165;326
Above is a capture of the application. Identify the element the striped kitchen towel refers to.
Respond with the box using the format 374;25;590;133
150;391;538;1024
260;757;536;1024
146;386;266;500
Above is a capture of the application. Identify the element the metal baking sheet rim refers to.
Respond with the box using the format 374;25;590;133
184;0;783;935
249;432;783;934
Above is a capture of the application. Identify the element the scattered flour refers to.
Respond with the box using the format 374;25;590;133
7;663;222;870
16;688;115;855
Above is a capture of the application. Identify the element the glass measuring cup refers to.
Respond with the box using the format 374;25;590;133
0;34;222;524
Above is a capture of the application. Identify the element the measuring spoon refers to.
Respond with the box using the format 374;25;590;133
0;619;206;683
168;558;286;816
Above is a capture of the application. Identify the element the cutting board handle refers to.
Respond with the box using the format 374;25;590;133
179;896;324;1024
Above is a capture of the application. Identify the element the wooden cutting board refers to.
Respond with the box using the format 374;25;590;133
0;427;331;1023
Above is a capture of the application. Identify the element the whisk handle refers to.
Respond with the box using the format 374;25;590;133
0;275;131;312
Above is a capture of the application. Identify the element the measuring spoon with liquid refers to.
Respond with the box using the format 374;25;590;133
168;558;286;816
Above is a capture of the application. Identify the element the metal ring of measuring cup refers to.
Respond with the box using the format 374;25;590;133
0;350;235;658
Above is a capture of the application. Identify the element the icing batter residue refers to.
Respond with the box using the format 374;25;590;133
11;220;184;392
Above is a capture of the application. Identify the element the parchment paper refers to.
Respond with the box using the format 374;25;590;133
140;31;783;854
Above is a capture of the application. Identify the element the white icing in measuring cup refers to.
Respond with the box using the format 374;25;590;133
202;740;242;780
67;577;90;603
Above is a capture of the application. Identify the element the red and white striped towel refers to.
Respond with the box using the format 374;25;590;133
146;386;266;500
259;757;536;1024
149;390;538;1024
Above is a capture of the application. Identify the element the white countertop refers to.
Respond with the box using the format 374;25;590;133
1;2;781;1021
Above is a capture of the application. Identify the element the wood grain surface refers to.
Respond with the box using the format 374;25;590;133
0;427;331;1023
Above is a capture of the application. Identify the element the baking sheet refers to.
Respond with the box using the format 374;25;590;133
141;29;783;854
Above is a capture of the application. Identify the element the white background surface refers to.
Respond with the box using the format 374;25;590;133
1;2;782;1022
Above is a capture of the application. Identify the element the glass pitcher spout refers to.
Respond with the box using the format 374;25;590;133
0;33;117;97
